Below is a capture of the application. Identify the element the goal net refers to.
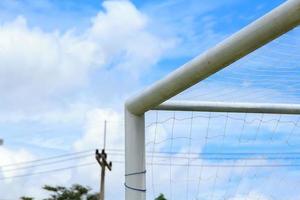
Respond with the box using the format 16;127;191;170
145;112;300;200
124;1;300;200
143;24;300;200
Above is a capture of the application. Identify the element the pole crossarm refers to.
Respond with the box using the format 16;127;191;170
96;149;112;171
96;149;112;200
126;0;300;116
154;101;300;115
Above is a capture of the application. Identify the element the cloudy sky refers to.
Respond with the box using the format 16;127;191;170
0;0;300;199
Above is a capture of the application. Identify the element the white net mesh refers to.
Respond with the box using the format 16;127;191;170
176;27;300;104
143;25;300;200
145;111;300;200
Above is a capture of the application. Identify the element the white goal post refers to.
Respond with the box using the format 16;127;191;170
124;0;300;199
154;101;300;114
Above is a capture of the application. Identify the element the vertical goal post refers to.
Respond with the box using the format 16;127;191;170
124;0;300;199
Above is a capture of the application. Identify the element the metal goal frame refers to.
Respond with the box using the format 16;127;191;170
124;1;300;199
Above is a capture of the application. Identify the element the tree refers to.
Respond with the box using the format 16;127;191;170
20;197;34;200
155;194;167;200
20;184;98;200
21;184;165;200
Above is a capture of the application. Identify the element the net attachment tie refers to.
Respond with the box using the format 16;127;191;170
124;183;146;192
125;170;146;177
124;170;147;192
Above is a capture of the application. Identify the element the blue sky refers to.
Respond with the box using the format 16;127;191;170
0;0;299;199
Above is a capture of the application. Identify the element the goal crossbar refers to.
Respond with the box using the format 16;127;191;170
124;1;300;199
126;0;300;116
154;101;300;115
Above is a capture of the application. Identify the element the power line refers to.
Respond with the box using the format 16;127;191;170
0;149;94;167
4;153;300;173
0;162;96;181
1;160;300;181
0;154;93;173
2;149;300;171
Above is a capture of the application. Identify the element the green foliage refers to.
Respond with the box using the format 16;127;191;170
20;197;34;200
21;184;164;200
86;194;99;200
20;184;98;200
43;184;89;200
155;193;167;200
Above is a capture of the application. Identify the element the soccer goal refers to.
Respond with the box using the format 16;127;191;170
124;0;300;199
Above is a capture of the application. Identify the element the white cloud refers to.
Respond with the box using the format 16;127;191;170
1;1;299;199
0;16;94;98
0;147;35;179
73;108;123;151
0;147;40;198
0;1;177;198
228;191;269;200
0;101;92;123
0;0;176;122
72;107;125;200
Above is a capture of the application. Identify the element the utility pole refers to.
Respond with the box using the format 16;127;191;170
95;120;112;200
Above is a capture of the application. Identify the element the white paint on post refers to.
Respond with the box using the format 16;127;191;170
125;109;146;200
154;101;300;115
125;1;300;199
